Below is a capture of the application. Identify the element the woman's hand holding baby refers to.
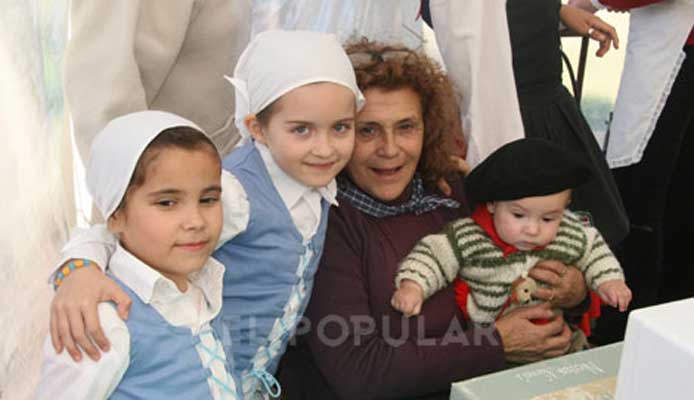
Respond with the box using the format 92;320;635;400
598;280;632;312
529;260;587;308
391;280;424;317
50;261;131;362
496;303;572;363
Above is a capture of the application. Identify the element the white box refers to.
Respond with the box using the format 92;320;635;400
615;298;694;400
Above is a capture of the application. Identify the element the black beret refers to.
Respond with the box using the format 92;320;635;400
465;138;593;204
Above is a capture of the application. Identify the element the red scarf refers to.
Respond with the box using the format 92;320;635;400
454;206;600;336
470;206;546;257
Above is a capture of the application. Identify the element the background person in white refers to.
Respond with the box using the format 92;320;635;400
65;0;251;161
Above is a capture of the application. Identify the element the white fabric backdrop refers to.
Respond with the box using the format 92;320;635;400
0;1;72;398
251;0;423;47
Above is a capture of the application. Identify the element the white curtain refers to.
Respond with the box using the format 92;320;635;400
0;1;72;398
251;0;424;47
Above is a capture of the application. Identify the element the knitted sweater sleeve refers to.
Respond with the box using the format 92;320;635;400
576;226;625;291
395;221;463;299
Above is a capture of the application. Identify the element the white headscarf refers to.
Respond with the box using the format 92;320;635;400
86;110;202;219
226;29;365;142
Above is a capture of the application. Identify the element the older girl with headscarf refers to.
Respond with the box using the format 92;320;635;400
44;29;364;400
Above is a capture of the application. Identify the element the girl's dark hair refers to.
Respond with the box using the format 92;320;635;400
255;98;280;126
117;126;220;210
345;38;463;187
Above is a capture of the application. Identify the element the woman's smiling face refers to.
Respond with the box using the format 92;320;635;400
345;87;424;202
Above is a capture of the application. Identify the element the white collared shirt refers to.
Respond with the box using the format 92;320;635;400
37;246;237;400
255;142;338;240
216;142;338;245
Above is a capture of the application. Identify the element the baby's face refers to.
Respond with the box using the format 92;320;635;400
487;190;571;251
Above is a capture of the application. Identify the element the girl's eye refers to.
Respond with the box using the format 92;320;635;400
542;217;556;223
512;213;524;219
200;196;220;205
156;200;176;207
334;122;353;134
292;125;310;135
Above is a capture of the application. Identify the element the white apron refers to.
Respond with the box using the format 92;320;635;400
606;0;694;168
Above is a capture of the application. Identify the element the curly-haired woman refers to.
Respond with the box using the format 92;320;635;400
277;40;590;400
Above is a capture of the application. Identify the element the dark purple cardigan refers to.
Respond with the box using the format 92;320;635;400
278;185;506;400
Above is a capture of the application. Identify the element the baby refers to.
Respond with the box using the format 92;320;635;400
391;138;632;325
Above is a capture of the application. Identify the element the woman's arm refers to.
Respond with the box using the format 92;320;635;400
304;208;505;399
306;205;578;398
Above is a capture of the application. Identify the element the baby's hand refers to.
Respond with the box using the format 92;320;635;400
391;280;424;317
597;280;632;312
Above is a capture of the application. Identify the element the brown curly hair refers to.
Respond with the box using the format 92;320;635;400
345;38;463;188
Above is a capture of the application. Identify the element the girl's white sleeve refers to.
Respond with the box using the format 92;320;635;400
49;225;117;281
35;304;130;399
217;170;250;249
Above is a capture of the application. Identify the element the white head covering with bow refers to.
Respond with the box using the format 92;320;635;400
87;110;203;219
226;29;365;143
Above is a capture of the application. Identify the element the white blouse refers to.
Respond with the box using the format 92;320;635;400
37;246;238;399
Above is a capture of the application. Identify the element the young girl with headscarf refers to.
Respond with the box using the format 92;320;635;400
37;111;242;399
44;30;365;399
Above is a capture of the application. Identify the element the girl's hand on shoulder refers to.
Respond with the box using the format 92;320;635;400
560;4;620;57
50;262;131;362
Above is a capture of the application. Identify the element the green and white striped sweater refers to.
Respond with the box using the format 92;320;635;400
395;210;624;323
